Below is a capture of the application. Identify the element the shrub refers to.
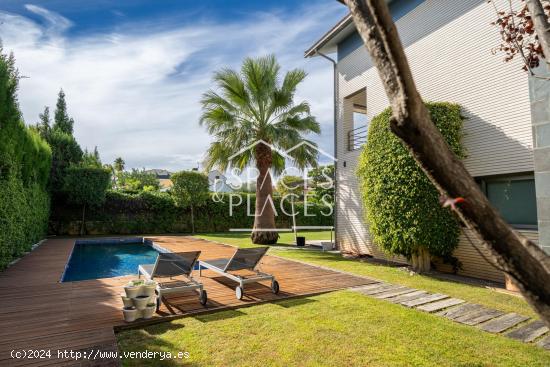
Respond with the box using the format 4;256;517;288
171;171;210;233
357;102;465;271
0;49;52;269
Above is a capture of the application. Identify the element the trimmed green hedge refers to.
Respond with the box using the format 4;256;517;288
49;191;332;235
0;50;52;269
357;102;465;263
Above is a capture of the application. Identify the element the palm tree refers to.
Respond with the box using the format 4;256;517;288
113;157;125;172
199;55;320;244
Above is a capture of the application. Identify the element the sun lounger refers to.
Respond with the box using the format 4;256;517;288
139;251;207;310
198;247;279;300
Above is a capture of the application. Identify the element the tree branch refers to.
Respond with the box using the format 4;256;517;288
343;0;550;326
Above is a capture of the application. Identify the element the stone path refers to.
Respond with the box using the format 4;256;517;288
350;282;549;350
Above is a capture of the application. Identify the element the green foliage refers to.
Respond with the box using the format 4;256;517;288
63;167;111;208
49;191;332;235
0;48;51;269
276;175;305;198
116;169;160;192
47;129;83;192
171;171;209;208
81;146;102;168
357;102;465;261
53;89;74;134
114;157;125;172
308;164;335;205
199;54;321;174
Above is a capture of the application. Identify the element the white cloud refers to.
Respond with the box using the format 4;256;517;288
0;2;343;171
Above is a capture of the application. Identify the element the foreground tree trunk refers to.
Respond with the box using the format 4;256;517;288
251;143;279;244
411;247;430;273
526;0;550;66
344;0;550;326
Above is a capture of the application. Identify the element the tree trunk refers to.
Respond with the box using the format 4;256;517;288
250;142;279;244
344;0;550;327
190;205;195;234
80;204;86;236
411;247;430;273
526;0;550;66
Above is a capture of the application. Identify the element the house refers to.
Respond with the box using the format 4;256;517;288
305;0;549;284
208;170;233;193
145;169;173;190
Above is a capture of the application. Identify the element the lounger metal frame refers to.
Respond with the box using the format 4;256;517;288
198;247;279;299
138;251;207;309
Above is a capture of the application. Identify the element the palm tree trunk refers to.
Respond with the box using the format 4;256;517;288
251;142;279;244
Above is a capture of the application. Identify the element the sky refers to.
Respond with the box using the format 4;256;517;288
0;0;347;171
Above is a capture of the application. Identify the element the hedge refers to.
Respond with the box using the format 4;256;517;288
357;102;465;264
49;191;333;235
0;49;52;269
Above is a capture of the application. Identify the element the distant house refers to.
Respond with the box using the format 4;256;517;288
145;169;173;190
207;170;233;193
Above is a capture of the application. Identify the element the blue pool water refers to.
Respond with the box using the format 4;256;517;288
62;239;160;282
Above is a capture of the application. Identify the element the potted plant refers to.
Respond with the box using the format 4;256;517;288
142;303;156;319
124;280;143;298
133;295;151;310
122;306;138;322
141;280;157;297
120;294;133;308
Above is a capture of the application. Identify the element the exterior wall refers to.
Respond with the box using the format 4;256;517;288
334;0;537;281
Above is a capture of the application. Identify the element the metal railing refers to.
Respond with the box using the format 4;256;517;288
347;125;368;151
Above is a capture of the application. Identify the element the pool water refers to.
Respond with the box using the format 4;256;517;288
62;240;159;282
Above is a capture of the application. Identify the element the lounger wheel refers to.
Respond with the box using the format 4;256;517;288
271;280;280;294
199;290;208;306
235;286;243;300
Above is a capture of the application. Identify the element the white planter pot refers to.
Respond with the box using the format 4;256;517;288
122;307;138;322
142;304;156;319
124;286;140;299
133;295;151;310
140;284;156;297
121;295;133;308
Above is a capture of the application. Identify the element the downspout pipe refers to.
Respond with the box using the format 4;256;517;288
315;50;339;250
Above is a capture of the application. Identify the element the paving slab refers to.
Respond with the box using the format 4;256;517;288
416;298;465;313
360;284;401;296
401;293;448;308
455;308;504;326
373;287;418;299
386;290;428;304
436;303;484;320
479;313;530;334
537;335;550;350
507;320;549;343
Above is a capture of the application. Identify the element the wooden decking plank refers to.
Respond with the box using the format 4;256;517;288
436;303;483;320
401;293;448;308
373;287;417;299
507;320;549;343
455;308;504;326
479;313;530;333
386;290;428;304
537;335;550;350
360;284;403;296
416;298;465;313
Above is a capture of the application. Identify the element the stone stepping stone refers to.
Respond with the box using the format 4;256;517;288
416;298;465;313
455;308;504;326
537;335;550;350
401;293;449;308
373;287;418;299
479;313;530;334
387;290;428;304
436;303;484;320
507;320;549;343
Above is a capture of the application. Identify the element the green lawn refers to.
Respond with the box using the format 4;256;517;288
118;291;549;366
116;232;548;366
195;232;536;317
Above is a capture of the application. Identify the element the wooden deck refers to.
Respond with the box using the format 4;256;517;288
0;236;373;366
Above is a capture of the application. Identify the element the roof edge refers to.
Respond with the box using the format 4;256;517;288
304;13;353;58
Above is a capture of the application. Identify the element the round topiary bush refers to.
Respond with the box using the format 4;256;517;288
357;102;465;272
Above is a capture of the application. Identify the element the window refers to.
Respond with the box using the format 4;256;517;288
479;175;538;229
345;89;367;151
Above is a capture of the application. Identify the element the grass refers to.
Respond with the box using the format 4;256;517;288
195;231;536;317
117;291;550;366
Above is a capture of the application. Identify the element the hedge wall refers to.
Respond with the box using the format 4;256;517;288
0;50;52;269
49;191;332;235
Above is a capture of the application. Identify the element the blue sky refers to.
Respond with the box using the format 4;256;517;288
0;0;347;171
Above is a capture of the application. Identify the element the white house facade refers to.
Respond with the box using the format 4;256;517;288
306;0;549;283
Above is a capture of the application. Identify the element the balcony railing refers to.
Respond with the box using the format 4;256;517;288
347;125;368;151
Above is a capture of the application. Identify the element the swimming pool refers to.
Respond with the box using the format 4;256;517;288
61;238;161;282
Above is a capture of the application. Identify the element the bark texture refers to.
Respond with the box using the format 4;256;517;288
343;0;550;326
251;142;279;244
526;0;550;65
411;246;431;273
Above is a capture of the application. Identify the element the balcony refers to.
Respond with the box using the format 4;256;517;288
347;124;368;151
